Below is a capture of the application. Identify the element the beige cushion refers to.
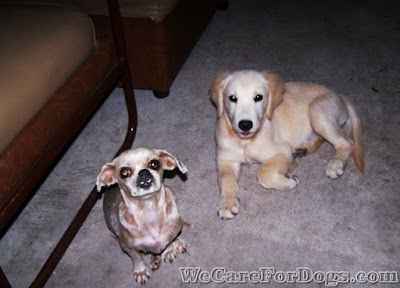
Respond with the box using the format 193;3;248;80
73;0;180;22
0;2;95;152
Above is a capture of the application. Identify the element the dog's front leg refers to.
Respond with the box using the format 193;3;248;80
257;153;299;191
217;158;241;219
123;246;150;285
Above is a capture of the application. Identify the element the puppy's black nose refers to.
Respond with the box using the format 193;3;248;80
137;169;154;189
239;120;253;131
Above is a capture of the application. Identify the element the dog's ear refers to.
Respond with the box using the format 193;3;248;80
96;162;117;192
159;150;188;174
263;71;285;120
210;72;229;118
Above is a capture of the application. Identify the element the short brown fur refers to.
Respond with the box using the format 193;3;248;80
96;147;188;284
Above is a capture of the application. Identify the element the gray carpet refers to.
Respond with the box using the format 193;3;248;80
1;0;399;287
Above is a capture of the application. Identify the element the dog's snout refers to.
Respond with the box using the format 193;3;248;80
137;169;154;189
139;169;151;177
239;120;253;131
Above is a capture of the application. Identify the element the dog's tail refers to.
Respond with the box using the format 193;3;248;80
345;99;364;174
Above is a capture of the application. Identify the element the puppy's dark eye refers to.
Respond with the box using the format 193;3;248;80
120;167;132;178
254;94;263;102
229;95;238;103
149;160;160;170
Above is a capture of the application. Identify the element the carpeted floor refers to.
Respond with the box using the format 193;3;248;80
1;0;399;287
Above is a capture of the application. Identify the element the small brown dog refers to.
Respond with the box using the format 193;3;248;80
211;70;364;219
96;147;188;284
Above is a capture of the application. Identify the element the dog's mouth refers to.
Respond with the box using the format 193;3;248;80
136;169;154;190
234;119;258;139
239;131;253;138
235;129;258;139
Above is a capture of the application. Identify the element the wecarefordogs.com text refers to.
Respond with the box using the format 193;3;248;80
179;267;399;286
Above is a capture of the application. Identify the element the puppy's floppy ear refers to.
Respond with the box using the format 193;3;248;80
210;71;229;118
263;71;285;120
96;162;117;192
159;150;188;174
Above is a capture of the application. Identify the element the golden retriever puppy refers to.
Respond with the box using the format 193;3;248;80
211;70;364;219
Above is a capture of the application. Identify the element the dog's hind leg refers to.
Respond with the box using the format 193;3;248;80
162;237;187;263
292;132;325;159
308;133;325;153
309;94;354;179
257;153;299;190
150;255;161;270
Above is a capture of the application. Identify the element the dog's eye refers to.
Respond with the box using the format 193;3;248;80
254;94;263;102
120;167;132;178
149;160;160;170
229;95;238;103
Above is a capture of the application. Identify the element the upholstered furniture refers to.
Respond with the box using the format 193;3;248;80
74;0;227;97
0;0;137;286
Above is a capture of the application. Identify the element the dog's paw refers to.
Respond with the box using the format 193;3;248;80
217;198;239;220
162;243;178;263
326;158;345;179
258;173;298;191
162;246;177;263
162;238;187;263
150;255;161;271
161;238;187;263
134;267;151;285
284;173;299;189
173;238;187;254
273;174;298;190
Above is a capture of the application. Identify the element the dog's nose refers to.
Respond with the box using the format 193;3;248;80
139;169;151;177
239;120;253;131
137;169;154;189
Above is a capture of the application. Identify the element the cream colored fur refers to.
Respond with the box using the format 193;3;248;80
211;70;364;219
